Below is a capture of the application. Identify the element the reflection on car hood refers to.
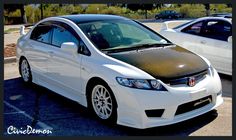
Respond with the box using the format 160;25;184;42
108;45;209;80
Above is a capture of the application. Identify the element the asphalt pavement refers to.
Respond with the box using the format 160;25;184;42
3;62;232;136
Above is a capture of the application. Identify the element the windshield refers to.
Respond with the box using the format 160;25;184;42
78;19;170;51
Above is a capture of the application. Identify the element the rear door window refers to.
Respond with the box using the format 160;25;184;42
30;22;52;44
201;20;232;41
181;21;204;35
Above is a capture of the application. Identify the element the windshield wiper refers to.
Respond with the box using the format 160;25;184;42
102;43;173;54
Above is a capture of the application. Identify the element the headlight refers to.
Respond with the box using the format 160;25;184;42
208;65;215;77
116;77;167;91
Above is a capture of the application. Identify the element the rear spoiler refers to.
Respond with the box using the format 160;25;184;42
20;24;34;36
160;20;190;31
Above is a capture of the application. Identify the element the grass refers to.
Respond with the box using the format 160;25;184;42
4;28;19;34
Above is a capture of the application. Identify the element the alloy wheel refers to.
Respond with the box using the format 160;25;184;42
91;85;113;120
21;59;30;82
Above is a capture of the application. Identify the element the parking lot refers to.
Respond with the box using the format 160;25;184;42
3;21;232;136
3;63;232;136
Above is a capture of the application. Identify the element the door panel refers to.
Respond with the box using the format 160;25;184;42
196;38;232;75
46;46;83;94
26;40;52;76
46;22;83;95
177;32;232;75
27;22;53;76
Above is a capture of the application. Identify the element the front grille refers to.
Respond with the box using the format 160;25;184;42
145;109;165;117
175;95;212;116
164;70;208;86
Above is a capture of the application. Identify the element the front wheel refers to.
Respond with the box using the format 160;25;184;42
20;58;32;83
90;82;117;123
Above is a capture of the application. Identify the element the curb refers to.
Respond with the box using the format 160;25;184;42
4;56;16;64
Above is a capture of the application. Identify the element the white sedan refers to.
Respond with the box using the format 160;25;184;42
17;14;223;129
159;17;232;75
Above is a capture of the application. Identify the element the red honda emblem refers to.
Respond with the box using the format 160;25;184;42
188;77;195;87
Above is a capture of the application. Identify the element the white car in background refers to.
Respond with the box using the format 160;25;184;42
160;17;232;75
17;14;223;129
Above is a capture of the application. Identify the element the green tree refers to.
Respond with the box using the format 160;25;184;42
4;4;27;23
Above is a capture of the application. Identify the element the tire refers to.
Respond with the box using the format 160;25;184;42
88;81;117;124
20;58;32;83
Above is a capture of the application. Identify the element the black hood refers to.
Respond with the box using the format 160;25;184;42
108;46;209;80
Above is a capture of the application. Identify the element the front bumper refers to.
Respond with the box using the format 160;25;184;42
111;69;223;129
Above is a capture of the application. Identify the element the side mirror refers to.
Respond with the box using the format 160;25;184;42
61;42;77;54
227;36;232;43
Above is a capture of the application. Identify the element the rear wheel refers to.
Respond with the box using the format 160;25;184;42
20;58;32;83
89;82;117;123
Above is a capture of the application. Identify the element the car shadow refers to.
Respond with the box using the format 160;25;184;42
3;77;224;136
218;73;232;98
219;73;232;80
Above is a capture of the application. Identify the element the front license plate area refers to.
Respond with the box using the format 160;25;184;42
190;89;207;100
175;95;212;115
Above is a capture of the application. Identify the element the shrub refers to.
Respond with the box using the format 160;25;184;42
180;4;205;18
4;4;232;24
85;4;107;14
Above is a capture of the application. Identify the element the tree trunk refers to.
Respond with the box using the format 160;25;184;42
20;5;27;24
145;9;148;19
206;9;210;16
40;4;44;19
204;4;210;16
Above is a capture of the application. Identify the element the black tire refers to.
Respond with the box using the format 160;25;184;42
19;58;32;84
87;80;117;124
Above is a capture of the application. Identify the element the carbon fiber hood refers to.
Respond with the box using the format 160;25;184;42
108;46;209;80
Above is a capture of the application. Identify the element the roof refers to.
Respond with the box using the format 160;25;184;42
60;14;129;24
194;16;232;23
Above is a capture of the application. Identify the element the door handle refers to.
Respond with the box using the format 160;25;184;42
200;40;206;44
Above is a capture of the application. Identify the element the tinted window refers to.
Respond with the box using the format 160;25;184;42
173;20;194;29
52;25;79;47
181;21;204;35
30;23;52;43
201;20;232;41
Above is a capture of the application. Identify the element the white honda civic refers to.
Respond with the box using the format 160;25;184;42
17;14;223;129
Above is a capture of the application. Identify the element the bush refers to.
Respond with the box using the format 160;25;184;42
4;4;232;24
180;4;205;18
25;5;41;23
85;4;107;14
211;4;232;13
8;9;21;17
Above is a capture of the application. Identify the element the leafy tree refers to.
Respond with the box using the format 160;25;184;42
4;4;27;23
127;4;154;19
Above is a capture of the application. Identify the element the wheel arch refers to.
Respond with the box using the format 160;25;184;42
85;77;118;108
